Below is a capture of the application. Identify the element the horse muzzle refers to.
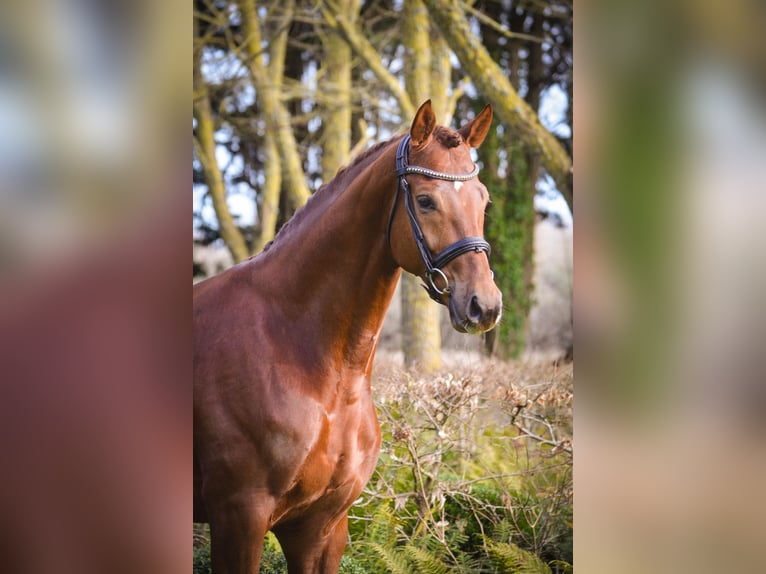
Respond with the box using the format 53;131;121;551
448;287;502;334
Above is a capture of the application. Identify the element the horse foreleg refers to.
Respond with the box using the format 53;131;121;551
206;489;273;574
275;513;349;574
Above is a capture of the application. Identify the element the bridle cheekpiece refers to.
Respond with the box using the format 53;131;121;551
387;134;492;304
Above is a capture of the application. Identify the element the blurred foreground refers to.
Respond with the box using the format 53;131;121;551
0;0;190;572
576;0;766;571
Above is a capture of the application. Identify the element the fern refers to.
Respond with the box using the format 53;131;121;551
363;501;401;546
547;560;573;574
449;551;485;574
403;545;449;574
491;518;516;545
362;541;411;574
483;537;552;574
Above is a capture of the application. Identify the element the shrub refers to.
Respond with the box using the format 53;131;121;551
192;544;211;574
345;359;573;573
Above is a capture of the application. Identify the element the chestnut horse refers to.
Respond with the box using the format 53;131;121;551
194;100;502;573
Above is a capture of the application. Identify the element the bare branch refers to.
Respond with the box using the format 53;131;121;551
322;1;415;120
422;0;573;205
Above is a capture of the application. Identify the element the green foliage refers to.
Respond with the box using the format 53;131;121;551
192;544;211;574
480;123;536;358
359;542;412;574
344;363;572;574
338;554;368;574
257;534;287;574
484;537;553;574
348;496;563;574
403;545;449;574
353;536;456;574
347;502;458;574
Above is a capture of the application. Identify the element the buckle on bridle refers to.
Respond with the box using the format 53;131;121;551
426;268;451;297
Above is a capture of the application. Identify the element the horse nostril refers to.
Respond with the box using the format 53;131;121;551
467;294;483;325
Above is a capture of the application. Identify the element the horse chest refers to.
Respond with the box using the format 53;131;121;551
271;386;380;526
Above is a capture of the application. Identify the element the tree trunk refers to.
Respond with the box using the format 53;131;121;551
480;8;540;358
252;131;281;254
252;4;290;254
422;0;572;210
401;278;442;371
430;24;452;124
400;0;442;371
320;0;359;181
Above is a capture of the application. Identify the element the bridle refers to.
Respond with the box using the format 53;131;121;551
387;134;492;304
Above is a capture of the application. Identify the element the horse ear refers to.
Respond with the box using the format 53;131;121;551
409;100;436;148
458;104;493;148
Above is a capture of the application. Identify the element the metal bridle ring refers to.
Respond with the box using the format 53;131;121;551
427;268;451;296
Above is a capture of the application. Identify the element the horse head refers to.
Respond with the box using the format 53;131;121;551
389;100;503;334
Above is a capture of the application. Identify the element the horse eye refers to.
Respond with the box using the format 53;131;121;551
416;195;436;211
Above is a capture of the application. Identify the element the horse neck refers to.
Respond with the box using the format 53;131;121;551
256;142;402;372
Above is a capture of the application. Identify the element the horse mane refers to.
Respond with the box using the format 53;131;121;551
258;136;398;255
332;138;395;181
259;125;464;255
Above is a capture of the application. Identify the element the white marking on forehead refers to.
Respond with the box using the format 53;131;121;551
453;180;464;192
